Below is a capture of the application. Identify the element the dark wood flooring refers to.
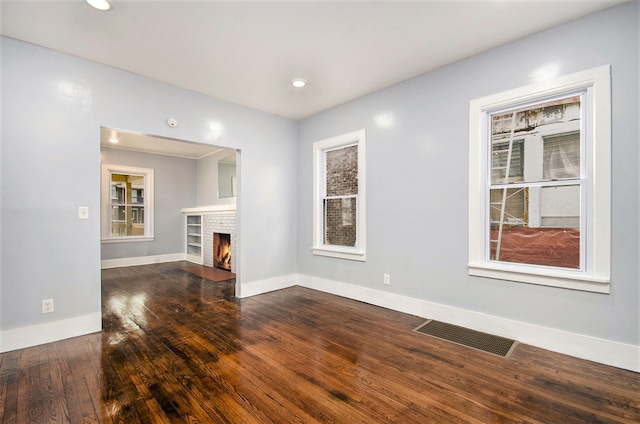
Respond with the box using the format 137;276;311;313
0;261;638;423
182;264;236;283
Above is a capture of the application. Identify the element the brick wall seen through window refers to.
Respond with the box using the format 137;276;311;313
324;145;358;247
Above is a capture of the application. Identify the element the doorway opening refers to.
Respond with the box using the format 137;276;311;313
99;127;241;292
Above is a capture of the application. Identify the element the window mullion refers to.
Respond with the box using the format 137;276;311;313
490;179;581;190
325;194;357;200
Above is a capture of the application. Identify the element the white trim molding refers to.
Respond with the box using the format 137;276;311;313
101;253;185;269
101;163;155;242
0;312;102;353
296;274;639;372
181;204;236;214
312;129;366;261
468;65;611;292
237;274;298;298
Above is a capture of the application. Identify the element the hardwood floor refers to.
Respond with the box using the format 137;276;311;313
182;264;236;283
1;261;638;423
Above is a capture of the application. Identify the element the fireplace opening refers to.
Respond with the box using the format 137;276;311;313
213;232;232;271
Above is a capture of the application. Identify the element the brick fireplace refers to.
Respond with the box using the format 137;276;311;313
202;212;236;273
213;232;232;271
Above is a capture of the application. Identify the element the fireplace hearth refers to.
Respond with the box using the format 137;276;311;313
213;232;232;271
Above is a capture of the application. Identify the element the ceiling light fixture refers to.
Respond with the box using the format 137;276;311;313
108;137;119;143
292;79;307;88
87;0;111;11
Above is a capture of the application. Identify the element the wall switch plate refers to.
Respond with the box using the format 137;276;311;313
78;206;89;220
42;299;54;314
383;274;391;285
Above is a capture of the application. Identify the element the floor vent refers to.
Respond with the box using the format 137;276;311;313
414;320;518;358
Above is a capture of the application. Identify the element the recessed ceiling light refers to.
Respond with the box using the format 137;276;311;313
108;137;119;143
87;0;111;11
292;79;307;88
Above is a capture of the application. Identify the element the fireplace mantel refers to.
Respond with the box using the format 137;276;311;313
182;204;236;214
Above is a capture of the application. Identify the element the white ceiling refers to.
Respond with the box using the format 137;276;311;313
1;0;626;121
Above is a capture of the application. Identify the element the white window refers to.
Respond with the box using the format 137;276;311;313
101;164;154;242
312;130;366;261
468;65;611;293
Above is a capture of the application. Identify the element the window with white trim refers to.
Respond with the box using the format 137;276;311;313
313;130;366;261
468;65;611;293
101;164;154;242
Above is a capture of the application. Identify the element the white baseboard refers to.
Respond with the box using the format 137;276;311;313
237;274;298;298
101;253;186;269
0;312;102;353
297;274;640;373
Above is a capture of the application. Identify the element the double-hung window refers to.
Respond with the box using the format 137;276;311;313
312;130;366;261
469;65;611;293
101;164;154;242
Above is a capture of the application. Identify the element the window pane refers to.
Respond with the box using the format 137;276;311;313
491;140;524;184
490;184;580;269
324;197;357;247
110;206;145;236
543;132;580;180
111;182;126;203
491;96;581;185
540;185;580;228
110;172;146;237
129;206;145;235
131;188;144;204
111;205;126;236
131;206;145;224
325;145;358;196
490;187;526;226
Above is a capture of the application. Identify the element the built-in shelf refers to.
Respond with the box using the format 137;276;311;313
185;214;203;264
182;205;237;268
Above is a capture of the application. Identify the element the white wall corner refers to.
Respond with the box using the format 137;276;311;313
101;253;186;269
237;274;299;298
0;312;102;353
296;274;639;373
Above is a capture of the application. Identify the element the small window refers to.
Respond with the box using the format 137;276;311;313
102;164;154;242
313;130;366;261
469;65;611;293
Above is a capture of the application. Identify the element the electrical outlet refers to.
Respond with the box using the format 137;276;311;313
383;273;391;285
78;206;89;220
42;298;54;314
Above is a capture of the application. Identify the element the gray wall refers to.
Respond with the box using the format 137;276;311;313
218;162;236;199
100;147;197;260
1;37;298;331
297;2;639;345
196;149;236;206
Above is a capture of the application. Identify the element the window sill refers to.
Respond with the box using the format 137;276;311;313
101;236;155;244
468;262;609;293
312;246;366;262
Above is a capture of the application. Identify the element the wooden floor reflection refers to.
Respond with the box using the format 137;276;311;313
0;261;638;423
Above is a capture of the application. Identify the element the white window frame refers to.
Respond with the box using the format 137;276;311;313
312;130;366;261
468;65;611;293
101;164;155;243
